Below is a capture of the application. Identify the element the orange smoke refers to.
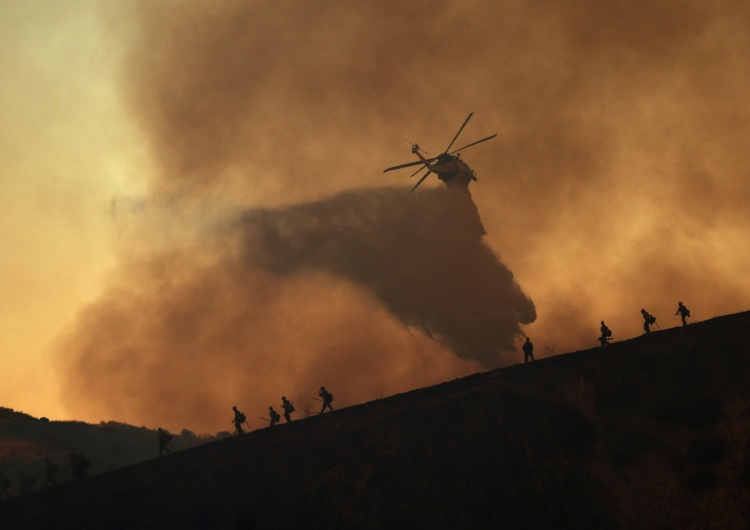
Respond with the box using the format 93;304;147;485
54;0;750;431
56;186;534;433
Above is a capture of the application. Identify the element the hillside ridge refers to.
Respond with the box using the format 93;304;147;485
2;311;750;529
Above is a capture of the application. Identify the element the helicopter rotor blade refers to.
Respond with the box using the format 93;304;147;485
443;112;473;153
383;158;436;173
410;165;428;178
448;133;497;155
384;160;424;172
409;171;432;193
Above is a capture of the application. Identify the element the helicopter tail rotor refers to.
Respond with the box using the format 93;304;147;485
405;139;429;155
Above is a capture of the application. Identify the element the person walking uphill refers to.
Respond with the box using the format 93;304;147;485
318;386;334;414
599;321;612;346
232;406;247;435
676;301;691;326
268;406;281;426
70;453;91;481
43;458;58;487
157;428;172;457
0;472;12;499
522;337;535;363
641;309;656;334
281;396;295;423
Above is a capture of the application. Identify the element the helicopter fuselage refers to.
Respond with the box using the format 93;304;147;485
413;150;477;189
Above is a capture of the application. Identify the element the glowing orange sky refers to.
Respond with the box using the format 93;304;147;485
2;0;750;433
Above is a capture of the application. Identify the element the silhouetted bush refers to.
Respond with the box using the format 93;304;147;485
180;429;197;440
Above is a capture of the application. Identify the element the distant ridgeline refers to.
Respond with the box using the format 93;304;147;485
0;408;217;497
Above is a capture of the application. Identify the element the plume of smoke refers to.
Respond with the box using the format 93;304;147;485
241;185;536;362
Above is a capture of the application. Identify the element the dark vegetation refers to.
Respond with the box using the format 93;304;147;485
0;410;218;494
2;311;750;529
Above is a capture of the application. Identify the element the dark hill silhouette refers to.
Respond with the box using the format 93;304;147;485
0;411;218;496
2;311;750;529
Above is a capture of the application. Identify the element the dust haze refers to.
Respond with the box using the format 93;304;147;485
56;1;750;432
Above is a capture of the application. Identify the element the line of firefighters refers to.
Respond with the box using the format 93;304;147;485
228;385;334;437
598;301;691;347
157;386;337;460
1;386;338;497
3;303;696;495
521;301;692;363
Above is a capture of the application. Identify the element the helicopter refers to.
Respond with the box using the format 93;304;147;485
383;113;497;193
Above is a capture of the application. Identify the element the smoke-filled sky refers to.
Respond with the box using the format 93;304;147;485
2;0;750;433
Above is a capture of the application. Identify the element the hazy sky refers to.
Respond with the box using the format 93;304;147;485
2;0;750;433
0;1;148;421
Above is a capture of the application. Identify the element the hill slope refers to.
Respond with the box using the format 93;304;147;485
2;312;750;529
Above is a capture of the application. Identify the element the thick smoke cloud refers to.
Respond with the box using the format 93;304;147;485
242;186;535;363
55;0;750;431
